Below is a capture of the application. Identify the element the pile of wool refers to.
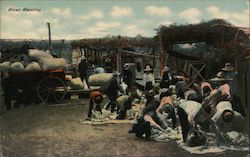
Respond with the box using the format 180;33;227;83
88;73;113;86
9;62;25;72
177;130;249;154
69;77;84;89
25;61;41;71
38;57;67;71
0;61;10;72
29;49;53;60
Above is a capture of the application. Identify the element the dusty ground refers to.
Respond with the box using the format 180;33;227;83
0;98;249;157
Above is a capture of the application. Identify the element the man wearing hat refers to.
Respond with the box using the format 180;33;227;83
160;66;173;89
105;72;120;113
79;56;90;89
143;64;155;91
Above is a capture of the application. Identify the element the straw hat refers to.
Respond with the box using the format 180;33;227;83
222;63;235;72
210;71;233;81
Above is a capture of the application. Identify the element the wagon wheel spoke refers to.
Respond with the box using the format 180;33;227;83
43;79;51;88
37;76;66;104
38;88;49;95
44;92;51;103
40;90;50;98
51;92;59;103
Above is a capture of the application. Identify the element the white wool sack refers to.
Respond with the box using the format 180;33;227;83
9;62;24;72
39;57;66;71
94;67;105;74
69;77;84;89
29;49;53;60
88;73;113;86
0;61;10;72
25;61;41;71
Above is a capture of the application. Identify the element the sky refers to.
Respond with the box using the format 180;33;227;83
0;0;249;40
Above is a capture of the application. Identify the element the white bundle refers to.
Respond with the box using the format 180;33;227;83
39;57;66;71
0;61;10;72
29;49;53;60
69;77;84;89
25;61;41;71
94;67;105;74
9;62;25;72
88;73;113;86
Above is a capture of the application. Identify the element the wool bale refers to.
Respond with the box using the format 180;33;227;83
69;77;84;89
0;61;10;72
88;73;113;86
94;67;105;74
39;57;66;71
9;62;24;72
29;49;53;60
25;61;41;71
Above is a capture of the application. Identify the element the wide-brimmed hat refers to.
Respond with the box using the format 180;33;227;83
222;63;235;72
113;71;120;77
210;71;233;81
163;66;170;72
144;64;153;72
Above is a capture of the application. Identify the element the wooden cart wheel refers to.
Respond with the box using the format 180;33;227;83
37;76;67;104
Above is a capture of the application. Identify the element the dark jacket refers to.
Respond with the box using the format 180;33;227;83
79;60;88;77
106;77;119;98
160;72;172;88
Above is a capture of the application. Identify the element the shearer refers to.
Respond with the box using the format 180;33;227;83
128;92;171;139
210;101;244;141
116;86;141;119
86;90;104;120
177;99;212;145
156;90;177;128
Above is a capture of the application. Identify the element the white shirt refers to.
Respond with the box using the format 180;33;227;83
143;73;155;86
179;100;202;122
179;100;211;123
211;101;233;122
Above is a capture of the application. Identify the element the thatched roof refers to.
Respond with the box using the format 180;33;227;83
156;19;250;62
71;35;155;50
155;19;248;46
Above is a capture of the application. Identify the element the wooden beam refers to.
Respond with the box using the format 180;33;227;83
121;50;159;58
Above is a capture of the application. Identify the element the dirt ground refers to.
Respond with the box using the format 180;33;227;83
0;98;249;157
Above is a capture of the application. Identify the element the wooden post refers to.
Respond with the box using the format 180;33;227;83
158;35;166;77
116;48;121;73
47;23;52;53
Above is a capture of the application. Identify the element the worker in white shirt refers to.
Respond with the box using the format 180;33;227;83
143;64;155;91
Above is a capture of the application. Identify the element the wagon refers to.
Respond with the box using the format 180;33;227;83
2;69;66;104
